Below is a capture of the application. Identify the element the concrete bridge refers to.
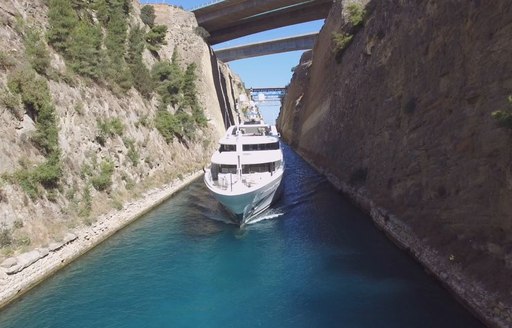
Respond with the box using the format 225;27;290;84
215;33;317;62
193;0;331;45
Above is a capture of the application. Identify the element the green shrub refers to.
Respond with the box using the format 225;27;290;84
492;110;512;129
15;234;31;246
24;29;51;75
331;32;353;62
346;2;366;28
49;0;133;91
0;51;15;70
112;197;123;210
95;0;131;26
175;111;196;140
11;167;39;199
34;152;62;189
7;66;51;116
7;66;59;155
146;25;168;52
0;228;13;247
127;26;153;98
97;117;124;145
47;0;79;53
153;62;182;107
182;63;207;126
136;114;151;128
32;104;59;155
8;154;61;199
109;68;133;93
91;159;115;191
67;22;104;79
125;177;135;190
140;5;155;27
0;89;23;120
65;184;78;201
100;1;131;90
124;138;140;166
13;220;23;229
79;184;92;217
80;163;93;179
492;96;512;129
74;101;84;115
155;110;180;143
151;52;205;142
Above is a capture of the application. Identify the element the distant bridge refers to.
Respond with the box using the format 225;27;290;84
192;0;331;44
215;33;317;62
250;87;286;104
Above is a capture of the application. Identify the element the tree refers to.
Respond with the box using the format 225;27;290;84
146;25;168;52
154;110;179;143
182;63;207;126
140;5;156;27
126;25;153;97
24;29;51;75
67;22;104;79
151;58;182;107
47;0;79;53
182;63;198;107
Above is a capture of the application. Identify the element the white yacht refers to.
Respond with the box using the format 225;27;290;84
204;119;284;223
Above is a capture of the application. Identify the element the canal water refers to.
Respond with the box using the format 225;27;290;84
0;145;482;327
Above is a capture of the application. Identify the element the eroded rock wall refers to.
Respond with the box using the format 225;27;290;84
278;0;512;325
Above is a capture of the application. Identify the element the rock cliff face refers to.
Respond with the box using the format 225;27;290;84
278;0;512;325
0;1;243;260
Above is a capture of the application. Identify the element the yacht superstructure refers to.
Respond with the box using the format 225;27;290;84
204;120;284;223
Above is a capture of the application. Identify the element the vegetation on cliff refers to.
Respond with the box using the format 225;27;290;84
345;2;366;29
45;0;206;144
153;51;207;143
331;32;353;60
47;0;168;96
492;96;512;129
5;66;61;199
331;2;367;63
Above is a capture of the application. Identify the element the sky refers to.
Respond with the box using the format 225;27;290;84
140;0;325;88
139;0;326;124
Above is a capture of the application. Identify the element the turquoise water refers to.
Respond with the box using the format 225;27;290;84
0;145;482;327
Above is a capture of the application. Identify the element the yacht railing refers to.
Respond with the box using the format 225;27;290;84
205;169;280;191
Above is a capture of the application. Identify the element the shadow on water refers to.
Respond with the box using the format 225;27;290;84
0;144;484;328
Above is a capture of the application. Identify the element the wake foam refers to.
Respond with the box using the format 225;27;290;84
242;208;285;226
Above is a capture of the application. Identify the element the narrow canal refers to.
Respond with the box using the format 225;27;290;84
0;145;482;327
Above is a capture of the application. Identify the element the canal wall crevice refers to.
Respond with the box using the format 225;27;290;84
278;0;512;326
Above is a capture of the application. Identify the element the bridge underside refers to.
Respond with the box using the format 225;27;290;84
215;33;317;62
193;0;331;45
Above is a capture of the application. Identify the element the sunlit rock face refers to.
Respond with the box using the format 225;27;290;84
278;0;512;325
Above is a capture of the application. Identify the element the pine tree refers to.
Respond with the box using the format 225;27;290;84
47;0;79;53
67;22;103;79
140;5;156;27
127;26;153;98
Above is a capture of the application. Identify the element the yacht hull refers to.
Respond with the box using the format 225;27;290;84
205;170;283;223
